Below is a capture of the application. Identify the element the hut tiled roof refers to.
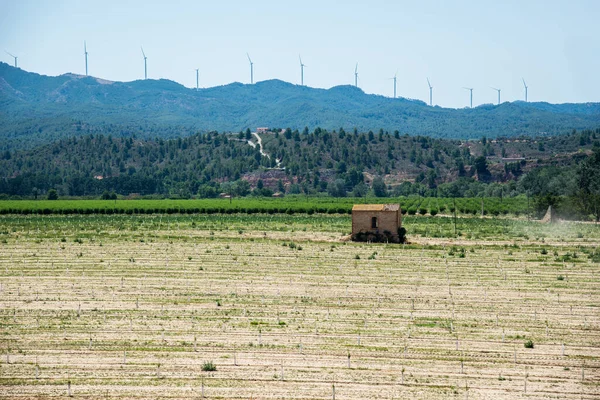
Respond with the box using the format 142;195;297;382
352;204;400;211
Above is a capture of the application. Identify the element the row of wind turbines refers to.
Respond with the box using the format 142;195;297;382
457;80;528;108
5;43;531;107
343;63;530;107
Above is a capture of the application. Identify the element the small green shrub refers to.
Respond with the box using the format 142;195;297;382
524;340;534;349
202;361;217;371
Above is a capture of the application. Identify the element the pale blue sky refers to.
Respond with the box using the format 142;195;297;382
1;0;599;108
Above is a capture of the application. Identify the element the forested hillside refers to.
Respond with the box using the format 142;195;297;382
2;62;600;149
1;127;598;202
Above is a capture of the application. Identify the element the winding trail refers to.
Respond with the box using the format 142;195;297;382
248;132;283;169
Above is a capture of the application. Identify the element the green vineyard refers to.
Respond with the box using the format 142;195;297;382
0;196;530;216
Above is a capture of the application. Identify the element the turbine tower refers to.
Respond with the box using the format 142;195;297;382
195;68;199;90
141;47;147;80
299;55;307;86
491;87;501;105
5;51;17;68
247;53;254;84
354;63;359;87
389;70;397;98
84;41;88;76
463;87;473;108
522;78;528;102
427;78;433;106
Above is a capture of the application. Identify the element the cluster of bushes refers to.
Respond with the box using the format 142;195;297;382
352;227;407;244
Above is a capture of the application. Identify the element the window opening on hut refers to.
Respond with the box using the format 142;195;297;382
371;217;378;229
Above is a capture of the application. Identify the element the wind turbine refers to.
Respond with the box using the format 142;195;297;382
522;78;528;102
5;51;17;68
491;87;501;105
354;63;359;87
427;78;433;106
463;87;473;108
247;53;254;84
195;68;199;90
141;47;147;80
84;41;88;76
389;70;397;98
299;55;307;86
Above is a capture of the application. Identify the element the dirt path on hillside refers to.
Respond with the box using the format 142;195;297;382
249;132;283;169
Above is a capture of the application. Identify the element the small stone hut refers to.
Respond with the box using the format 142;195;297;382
352;204;403;242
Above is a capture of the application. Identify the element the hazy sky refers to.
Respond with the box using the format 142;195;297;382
1;0;598;108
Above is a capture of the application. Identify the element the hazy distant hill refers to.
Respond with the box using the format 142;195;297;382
1;62;599;149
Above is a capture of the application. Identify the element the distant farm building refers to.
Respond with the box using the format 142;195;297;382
256;127;269;133
351;204;405;243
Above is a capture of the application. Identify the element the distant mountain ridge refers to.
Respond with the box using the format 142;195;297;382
1;62;599;148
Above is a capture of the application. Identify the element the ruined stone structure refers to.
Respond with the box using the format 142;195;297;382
351;204;403;242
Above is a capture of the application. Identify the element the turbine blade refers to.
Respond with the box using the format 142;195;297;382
5;50;15;58
247;53;252;63
141;46;145;58
427;78;431;88
355;63;358;73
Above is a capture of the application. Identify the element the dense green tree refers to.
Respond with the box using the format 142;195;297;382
372;176;387;197
351;182;368;197
473;156;491;181
576;147;600;220
327;179;346;197
47;189;58;200
234;180;251;197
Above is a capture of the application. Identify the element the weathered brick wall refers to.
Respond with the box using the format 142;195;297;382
352;210;399;236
